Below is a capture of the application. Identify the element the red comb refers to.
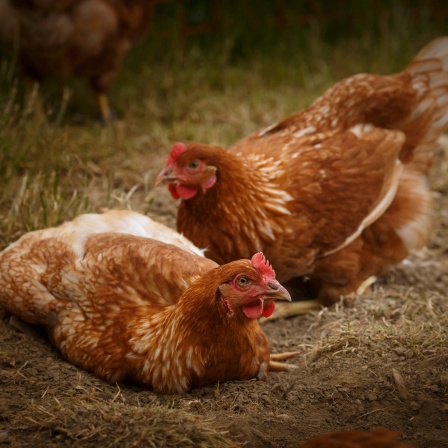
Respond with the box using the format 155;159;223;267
167;142;187;166
251;252;276;279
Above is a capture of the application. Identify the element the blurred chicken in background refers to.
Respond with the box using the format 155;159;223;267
0;0;154;122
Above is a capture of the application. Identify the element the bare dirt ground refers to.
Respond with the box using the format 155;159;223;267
1;150;448;448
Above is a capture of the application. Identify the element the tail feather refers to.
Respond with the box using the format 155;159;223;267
410;37;448;70
402;37;448;172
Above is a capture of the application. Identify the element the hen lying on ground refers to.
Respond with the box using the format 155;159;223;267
0;210;295;394
299;429;413;448
0;0;153;122
155;37;448;309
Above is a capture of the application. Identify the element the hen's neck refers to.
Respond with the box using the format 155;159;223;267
177;151;292;264
129;281;268;393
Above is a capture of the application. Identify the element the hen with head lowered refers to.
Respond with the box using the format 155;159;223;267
0;210;293;394
156;37;448;306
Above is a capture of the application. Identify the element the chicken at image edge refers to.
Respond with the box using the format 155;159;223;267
155;37;448;314
0;0;154;122
298;429;414;448
0;210;297;394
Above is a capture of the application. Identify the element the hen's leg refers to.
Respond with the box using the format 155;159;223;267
269;352;299;372
262;300;320;321
96;92;114;124
269;351;299;371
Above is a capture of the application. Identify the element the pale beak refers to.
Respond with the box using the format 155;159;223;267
154;166;177;187
264;281;291;302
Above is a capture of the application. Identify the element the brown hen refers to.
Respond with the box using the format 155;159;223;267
0;0;153;121
0;210;294;394
155;37;448;307
299;429;414;448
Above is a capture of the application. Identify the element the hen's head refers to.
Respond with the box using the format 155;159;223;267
217;253;291;319
154;142;222;200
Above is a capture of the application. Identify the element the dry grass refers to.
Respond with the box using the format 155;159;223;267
303;288;448;363
6;396;237;448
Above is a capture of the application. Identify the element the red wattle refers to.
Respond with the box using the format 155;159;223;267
242;299;264;319
176;184;199;199
262;301;276;317
169;183;199;200
168;184;180;199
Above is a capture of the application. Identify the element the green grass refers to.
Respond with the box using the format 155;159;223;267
0;5;446;248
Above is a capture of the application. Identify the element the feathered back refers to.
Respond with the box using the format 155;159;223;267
0;210;215;325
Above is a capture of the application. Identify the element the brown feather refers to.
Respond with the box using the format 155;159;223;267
299;429;414;448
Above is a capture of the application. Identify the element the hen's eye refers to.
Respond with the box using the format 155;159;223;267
187;160;200;171
237;276;251;287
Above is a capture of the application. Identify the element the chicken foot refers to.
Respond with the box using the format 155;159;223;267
96;92;114;124
263;300;321;321
356;275;377;295
269;351;300;371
